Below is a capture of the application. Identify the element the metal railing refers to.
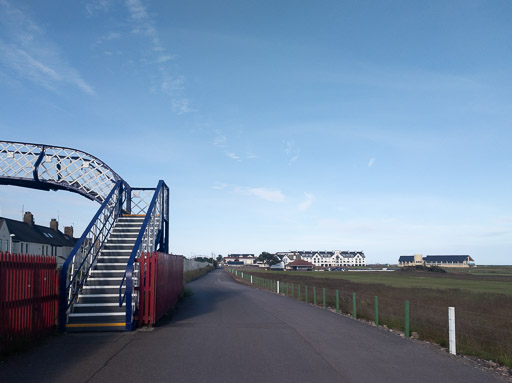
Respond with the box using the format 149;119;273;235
58;181;128;331
119;180;169;330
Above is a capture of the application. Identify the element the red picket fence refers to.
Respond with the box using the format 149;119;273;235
0;252;58;353
137;252;184;326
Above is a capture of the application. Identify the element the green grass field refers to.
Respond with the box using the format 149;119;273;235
249;268;512;295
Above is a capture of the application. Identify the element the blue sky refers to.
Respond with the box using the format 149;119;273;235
1;0;511;264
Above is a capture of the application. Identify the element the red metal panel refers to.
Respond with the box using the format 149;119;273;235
136;252;184;327
0;252;58;353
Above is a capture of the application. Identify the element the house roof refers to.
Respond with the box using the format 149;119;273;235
424;255;473;263
0;217;76;248
288;259;314;267
399;256;415;262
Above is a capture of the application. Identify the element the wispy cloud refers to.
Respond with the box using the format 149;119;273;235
213;130;227;147
122;0;191;113
85;0;111;15
233;186;285;203
246;188;285;203
368;157;375;167
172;98;193;114
226;152;240;160
0;0;95;95
95;31;120;46
299;192;315;211
283;139;300;165
211;182;228;190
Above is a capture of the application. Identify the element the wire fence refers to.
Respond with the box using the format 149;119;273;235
228;268;512;368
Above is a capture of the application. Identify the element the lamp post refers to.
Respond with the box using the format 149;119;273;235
9;234;15;253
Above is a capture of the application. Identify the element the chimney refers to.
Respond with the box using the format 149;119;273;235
24;211;34;226
50;218;58;231
64;226;74;238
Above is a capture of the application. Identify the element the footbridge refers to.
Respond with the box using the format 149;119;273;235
0;141;169;331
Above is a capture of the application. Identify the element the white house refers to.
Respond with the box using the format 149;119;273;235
0;212;77;268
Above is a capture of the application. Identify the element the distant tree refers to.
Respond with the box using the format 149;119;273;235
216;254;223;263
257;252;280;268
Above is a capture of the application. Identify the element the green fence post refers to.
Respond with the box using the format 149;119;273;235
352;292;357;319
313;287;317;305
336;290;339;313
404;300;410;338
298;284;301;301
374;296;379;326
323;288;326;309
305;286;308;303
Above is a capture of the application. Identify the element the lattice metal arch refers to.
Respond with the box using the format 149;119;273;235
0;141;125;203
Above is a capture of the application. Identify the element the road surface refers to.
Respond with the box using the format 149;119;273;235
0;269;505;382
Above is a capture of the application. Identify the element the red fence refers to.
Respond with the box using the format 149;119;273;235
137;252;184;326
0;252;58;353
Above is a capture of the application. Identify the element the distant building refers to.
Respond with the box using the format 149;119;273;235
278;250;366;268
398;254;474;268
0;212;77;267
286;259;314;271
224;254;256;267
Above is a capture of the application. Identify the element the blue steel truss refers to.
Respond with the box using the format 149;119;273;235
0;140;125;203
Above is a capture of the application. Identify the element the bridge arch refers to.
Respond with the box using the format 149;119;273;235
0;140;125;203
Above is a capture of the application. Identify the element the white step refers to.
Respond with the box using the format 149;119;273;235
69;312;125;317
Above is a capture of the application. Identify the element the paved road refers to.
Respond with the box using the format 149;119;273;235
0;269;504;382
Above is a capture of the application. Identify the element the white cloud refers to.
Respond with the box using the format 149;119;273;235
368;157;375;167
0;1;95;95
299;192;315;211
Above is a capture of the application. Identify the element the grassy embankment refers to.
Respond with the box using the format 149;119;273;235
184;266;215;283
240;267;512;368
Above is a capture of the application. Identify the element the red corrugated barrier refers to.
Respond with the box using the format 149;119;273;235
0;252;58;353
137;252;184;326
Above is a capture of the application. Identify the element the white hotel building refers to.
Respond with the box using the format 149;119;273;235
276;250;366;268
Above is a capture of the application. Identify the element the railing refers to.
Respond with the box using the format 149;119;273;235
59;181;128;331
119;180;169;330
0;141;123;203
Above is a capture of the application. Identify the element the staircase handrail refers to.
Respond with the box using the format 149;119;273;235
59;180;127;331
118;180;168;329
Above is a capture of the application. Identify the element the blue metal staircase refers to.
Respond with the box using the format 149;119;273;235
0;141;169;332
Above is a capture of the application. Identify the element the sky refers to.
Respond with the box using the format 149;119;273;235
1;0;511;264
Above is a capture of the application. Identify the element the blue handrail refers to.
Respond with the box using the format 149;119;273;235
118;180;168;330
58;180;127;331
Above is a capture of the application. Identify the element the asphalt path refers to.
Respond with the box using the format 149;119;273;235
0;269;504;382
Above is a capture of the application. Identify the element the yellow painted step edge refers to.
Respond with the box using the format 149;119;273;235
66;323;126;328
